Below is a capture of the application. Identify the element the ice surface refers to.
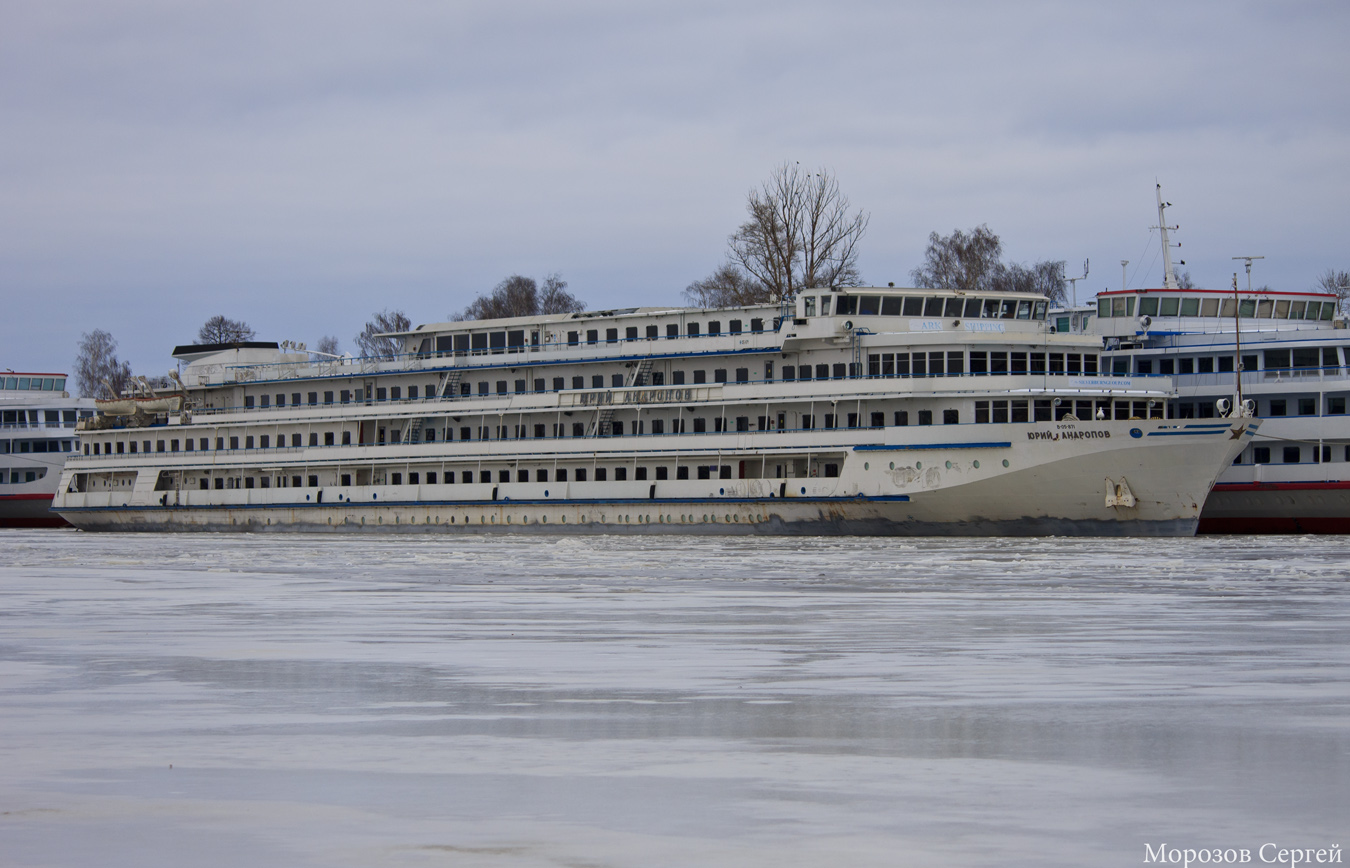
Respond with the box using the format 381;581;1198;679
1;531;1347;866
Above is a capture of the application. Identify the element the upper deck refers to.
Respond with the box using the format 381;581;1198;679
175;287;1061;391
1087;287;1340;340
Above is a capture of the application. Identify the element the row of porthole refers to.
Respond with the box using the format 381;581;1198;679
861;459;1011;471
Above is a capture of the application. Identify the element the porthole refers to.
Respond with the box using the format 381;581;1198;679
800;487;806;495
972;460;980;469
864;462;869;470
719;488;724;495
915;461;922;470
945;461;952;469
889;461;895;470
561;515;566;523
544;489;549;497
1002;459;1010;468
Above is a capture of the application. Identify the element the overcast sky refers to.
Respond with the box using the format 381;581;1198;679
4;1;1348;376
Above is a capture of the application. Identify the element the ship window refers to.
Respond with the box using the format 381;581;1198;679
666;324;679;338
462;471;473;483
1177;297;1199;317
830;296;851;316
797;365;811;381
882;354;897;377
1010;352;1027;374
609;374;621;387
227;437;237;450
1067;353;1081;374
1198;358;1214;374
214;478;224;489
692;418;706;433
1218;356;1235;373
244;395;254;409
1011;400;1029;423
1257;299;1274;318
858;296;881;316
691;370;705;384
672;370;685;385
687;323;700;337
1139;297;1159;316
713;369;727;383
799;415;812;430
941;297;961;318
572;422;584;437
488;332;507;353
1198;298;1218;317
975;401;989;423
991;400;1009;423
812;364;827;379
1293;348;1321;369
751;317;764;332
1264;349;1290;370
308;433;318;446
376;387;388;401
646;325;659;339
651;419;664;435
1299;398;1316;416
1330;397;1347;415
729;319;743;334
918;410;932;426
924;297;944;316
568;331;580;346
605;328;618;342
943;409;959;425
902;297;924;316
1283;446;1301;464
707;321;721;336
201;439;209;451
1269;399;1286;416
1137;359;1153;375
322;431;333;446
573;468;586;482
911;354;926;377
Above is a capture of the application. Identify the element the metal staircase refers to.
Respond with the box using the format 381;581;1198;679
590;358;653;436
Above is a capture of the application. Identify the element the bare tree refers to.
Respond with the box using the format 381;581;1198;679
74;329;132;398
913;226;1066;302
910;225;1004;292
197;315;256;344
1316;268;1350;313
455;273;586;320
683;264;766;307
316;335;341;357
355;309;412;360
1176;271;1196;289
727;164;868;303
987;260;1068;304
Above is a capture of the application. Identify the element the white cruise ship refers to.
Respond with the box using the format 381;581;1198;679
1;371;94;527
1059;188;1350;533
51;287;1256;536
1083;285;1347;533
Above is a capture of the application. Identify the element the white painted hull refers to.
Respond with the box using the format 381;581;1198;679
54;418;1255;536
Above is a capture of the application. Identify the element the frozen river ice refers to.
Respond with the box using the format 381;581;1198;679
1;530;1347;867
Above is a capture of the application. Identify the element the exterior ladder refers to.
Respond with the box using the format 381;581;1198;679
436;369;462;399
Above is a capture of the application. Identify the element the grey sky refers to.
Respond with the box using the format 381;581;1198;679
3;1;1348;376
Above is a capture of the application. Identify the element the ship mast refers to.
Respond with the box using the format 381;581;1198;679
1154;183;1181;289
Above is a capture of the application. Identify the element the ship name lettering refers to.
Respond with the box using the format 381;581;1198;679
1027;429;1111;442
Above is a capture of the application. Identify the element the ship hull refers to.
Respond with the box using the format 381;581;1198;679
54;419;1251;536
0;494;68;528
1198;482;1350;534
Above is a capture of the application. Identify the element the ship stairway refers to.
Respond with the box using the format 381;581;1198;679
628;358;653;387
592;406;616;437
436;369;463;399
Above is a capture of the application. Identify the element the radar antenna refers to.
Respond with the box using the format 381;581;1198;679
1066;259;1089;307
